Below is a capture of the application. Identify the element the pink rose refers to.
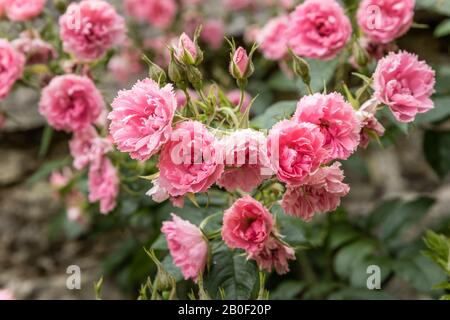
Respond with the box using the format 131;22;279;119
109;79;177;161
0;39;25;100
257;16;289;61
226;89;252;113
287;0;352;60
222;195;274;254
39;75;105;132
281;162;349;221
373;51;436;123
158;121;224;197
161;213;208;281
293;93;361;161
230;47;250;80
69;126;113;170
175;33;197;64
249;237;296;275
12;32;57;65
0;289;15;300
4;0;46;21
357;0;415;44
88;157;119;214
125;0;177;29
217;129;271;193
59;0;126;61
356;98;385;148
267;120;328;186
201;20;225;50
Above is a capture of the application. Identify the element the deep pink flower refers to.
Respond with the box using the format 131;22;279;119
222;195;274;254
373;51;436;123
39;75;105;132
217;129;271;193
230;47;249;79
161;213;208;281
257;16;289;61
226;89;252;113
158;121;224;197
356;98;385;148
88;157;119;214
69;126;113;170
201;20;225;50
357;0;415;44
12;32;57;65
267;120;328;186
0;39;25;100
4;0;46;21
109;79;177;161
59;0;126;61
287;0;352;60
249;237;296;275
281;162;349;221
125;0;177;29
293;93;361;161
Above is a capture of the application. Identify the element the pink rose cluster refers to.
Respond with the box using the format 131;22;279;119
39;74;119;214
59;0;126;61
125;0;177;29
258;0;352;60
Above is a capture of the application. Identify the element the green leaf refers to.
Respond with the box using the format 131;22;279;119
151;234;168;250
26;157;71;187
205;244;258;299
381;108;408;134
365;198;403;231
327;287;394;300
327;224;361;250
434;19;450;37
423;230;450;273
38;125;54;158
424;130;450;177
301;58;339;95
379;197;435;243
270;281;306;300
416;0;450;16
251;100;297;129
416;97;450;124
161;254;184;282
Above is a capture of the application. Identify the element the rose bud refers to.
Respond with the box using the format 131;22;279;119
229;46;254;82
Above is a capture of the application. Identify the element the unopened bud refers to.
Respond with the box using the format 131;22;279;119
289;49;311;86
229;47;254;81
175;33;203;66
143;55;166;84
353;41;368;67
168;51;187;90
186;66;203;90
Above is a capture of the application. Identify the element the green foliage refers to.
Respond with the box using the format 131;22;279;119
251;100;297;129
424;130;450;177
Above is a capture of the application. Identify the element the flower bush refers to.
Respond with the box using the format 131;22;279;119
1;0;450;300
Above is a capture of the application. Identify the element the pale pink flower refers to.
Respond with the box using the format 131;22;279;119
293;93;361;161
59;0;126;61
356;98;385;148
125;0;177;29
287;0;352;60
161;213;208;281
108;47;143;84
66;190;86;224
39;75;104;132
201;20;225;50
0;289;15;300
222;195;274;254
230;47;250;79
257;16;289;61
357;0;415;44
267;120;328;186
223;0;252;11
50;167;73;190
0;39;25;100
12;32;57;65
281;162;349;221
88;157;119;214
158;121;224;197
249;237;296;275
217;129;271;193
4;0;46;21
146;178;170;203
226;89;252;113
109;79;177;161
69;126;113;170
373;51;436;123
